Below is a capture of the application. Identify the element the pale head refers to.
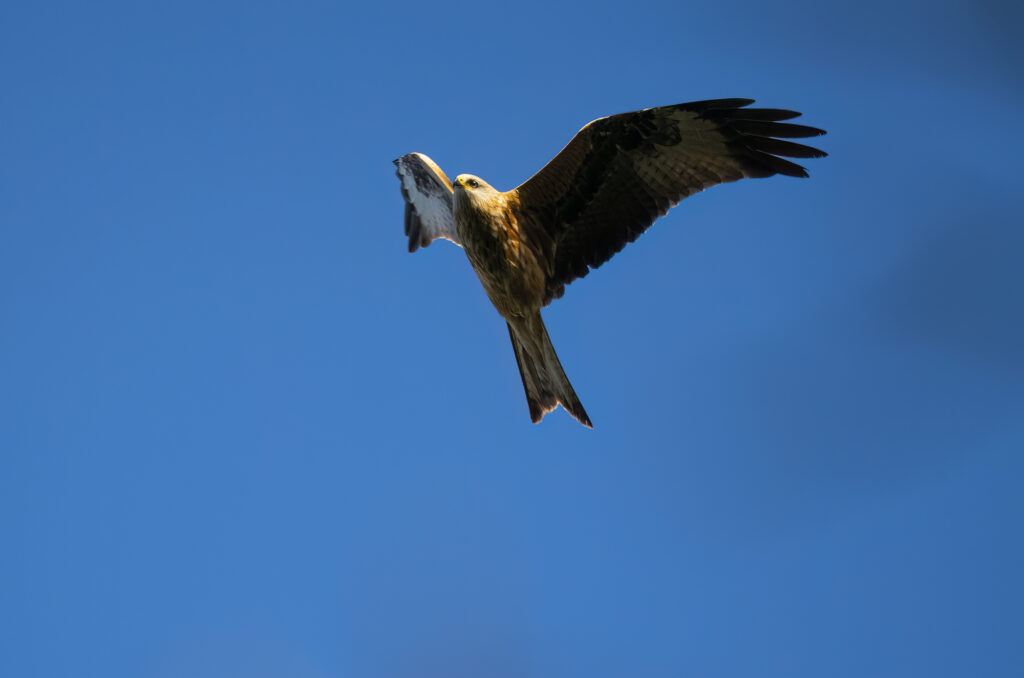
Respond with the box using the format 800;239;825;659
453;174;497;194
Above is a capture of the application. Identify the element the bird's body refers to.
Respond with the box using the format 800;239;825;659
395;98;826;427
453;181;546;318
452;175;591;425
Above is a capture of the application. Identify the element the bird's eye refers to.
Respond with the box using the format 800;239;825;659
468;179;479;188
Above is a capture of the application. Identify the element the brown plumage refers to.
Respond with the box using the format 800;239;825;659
394;98;826;427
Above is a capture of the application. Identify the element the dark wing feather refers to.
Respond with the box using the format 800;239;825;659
511;99;827;303
393;153;460;252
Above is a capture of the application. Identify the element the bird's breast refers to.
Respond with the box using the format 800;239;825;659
455;193;546;318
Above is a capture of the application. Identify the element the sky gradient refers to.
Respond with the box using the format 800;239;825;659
2;1;1022;676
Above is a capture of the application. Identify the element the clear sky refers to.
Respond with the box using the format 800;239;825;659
2;1;1022;676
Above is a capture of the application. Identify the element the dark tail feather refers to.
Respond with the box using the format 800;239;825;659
507;312;592;428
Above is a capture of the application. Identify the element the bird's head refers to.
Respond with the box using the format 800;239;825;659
453;174;497;194
452;174;505;216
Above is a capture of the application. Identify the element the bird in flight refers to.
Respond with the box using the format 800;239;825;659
394;98;826;428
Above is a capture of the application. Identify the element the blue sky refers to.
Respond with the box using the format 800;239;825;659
2;1;1022;676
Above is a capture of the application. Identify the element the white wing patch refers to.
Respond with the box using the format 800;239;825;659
394;152;460;252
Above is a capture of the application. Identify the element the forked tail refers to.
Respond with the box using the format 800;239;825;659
506;311;592;428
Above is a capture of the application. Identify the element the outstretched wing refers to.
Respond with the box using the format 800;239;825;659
394;153;460;252
512;99;827;303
